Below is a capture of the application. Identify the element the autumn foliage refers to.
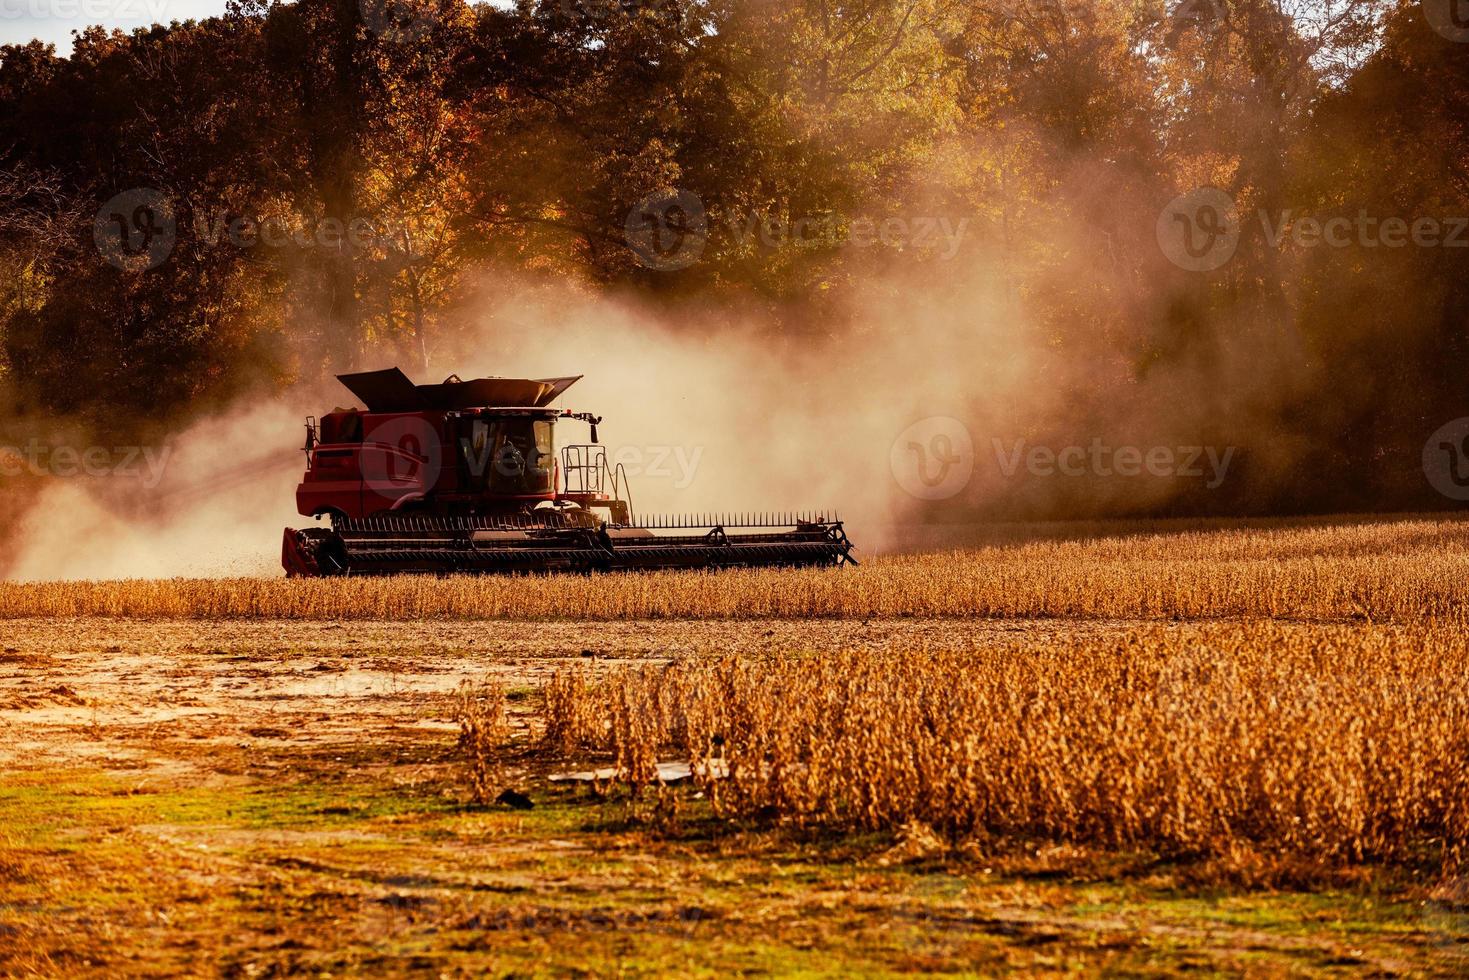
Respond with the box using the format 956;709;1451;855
0;1;1465;516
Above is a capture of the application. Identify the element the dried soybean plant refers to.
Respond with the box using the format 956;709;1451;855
9;517;1469;622
540;623;1469;870
454;678;509;805
541;667;606;754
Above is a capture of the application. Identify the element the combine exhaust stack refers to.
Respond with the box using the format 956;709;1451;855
282;369;856;576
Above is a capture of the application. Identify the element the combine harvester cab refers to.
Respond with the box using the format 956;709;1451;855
282;368;856;576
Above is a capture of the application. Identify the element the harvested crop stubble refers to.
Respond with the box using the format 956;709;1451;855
3;517;1469;621
543;623;1469;867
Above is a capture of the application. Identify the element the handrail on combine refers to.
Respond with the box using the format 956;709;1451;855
561;444;603;494
613;461;631;514
561;444;634;520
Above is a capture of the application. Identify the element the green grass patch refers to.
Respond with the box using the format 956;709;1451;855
1;764;1449;978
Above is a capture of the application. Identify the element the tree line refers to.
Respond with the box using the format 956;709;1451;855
0;0;1465;514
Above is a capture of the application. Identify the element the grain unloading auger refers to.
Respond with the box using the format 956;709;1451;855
282;368;856;576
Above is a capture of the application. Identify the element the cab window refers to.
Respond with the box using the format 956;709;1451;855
459;418;553;494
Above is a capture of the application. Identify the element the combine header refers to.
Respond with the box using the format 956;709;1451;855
282;368;855;576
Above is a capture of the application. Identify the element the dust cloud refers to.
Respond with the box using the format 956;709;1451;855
438;270;1038;544
1;262;1035;579
0;234;1311;581
3;403;311;581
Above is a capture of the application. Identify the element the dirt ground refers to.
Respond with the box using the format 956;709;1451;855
0;617;1459;976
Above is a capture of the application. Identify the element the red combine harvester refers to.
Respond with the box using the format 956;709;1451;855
282;368;856;576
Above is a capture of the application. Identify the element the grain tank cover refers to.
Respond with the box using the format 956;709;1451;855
338;369;582;411
529;376;583;406
338;368;424;412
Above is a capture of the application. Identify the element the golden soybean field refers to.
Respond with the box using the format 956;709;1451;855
4;514;1469;621
5;514;1469;975
536;623;1469;871
435;514;1469;876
